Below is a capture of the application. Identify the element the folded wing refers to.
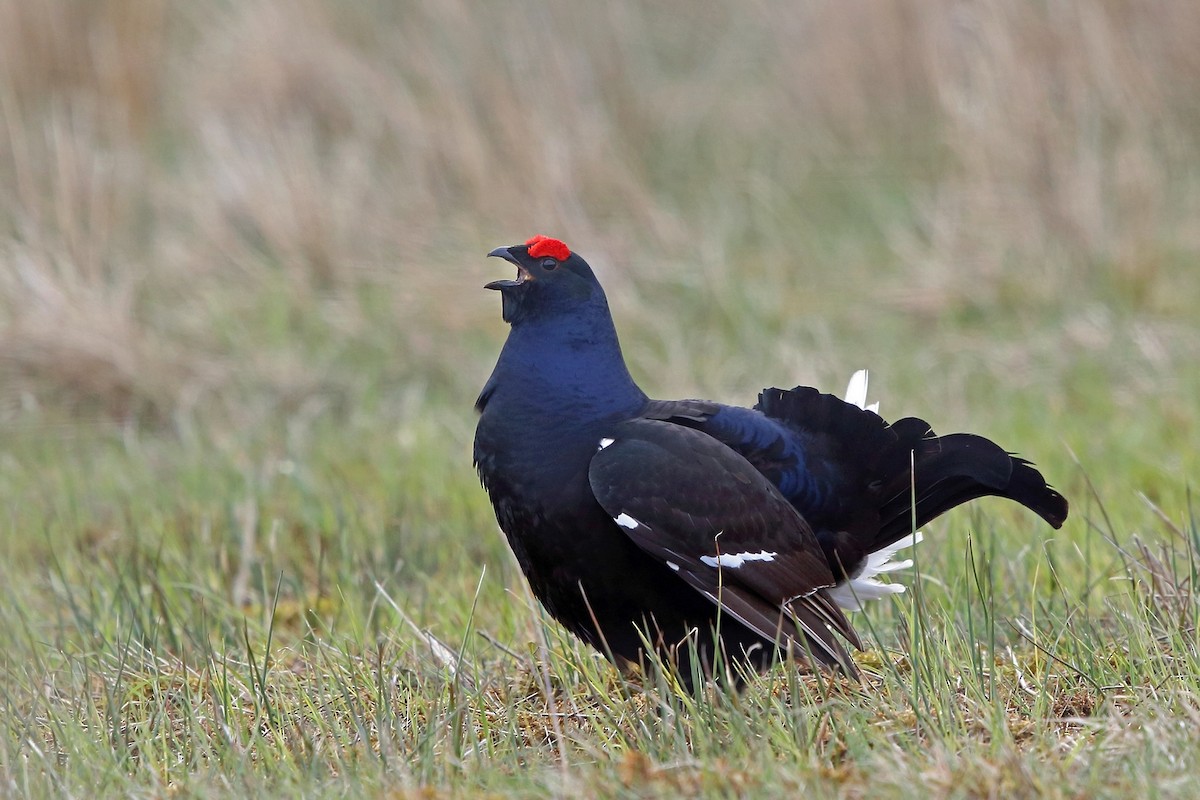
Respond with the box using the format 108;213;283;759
588;418;861;674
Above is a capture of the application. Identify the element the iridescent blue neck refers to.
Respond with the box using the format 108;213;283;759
477;299;647;422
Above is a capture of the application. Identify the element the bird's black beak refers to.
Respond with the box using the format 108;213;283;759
485;246;532;291
486;246;532;323
487;246;518;263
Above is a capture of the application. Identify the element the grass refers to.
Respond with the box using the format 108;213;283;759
3;0;1200;796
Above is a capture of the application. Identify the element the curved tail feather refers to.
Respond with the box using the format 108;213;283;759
756;384;1069;558
873;426;1068;553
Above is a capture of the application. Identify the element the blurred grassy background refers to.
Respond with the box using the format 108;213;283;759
2;0;1199;796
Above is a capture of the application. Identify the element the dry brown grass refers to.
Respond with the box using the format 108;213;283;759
0;0;1197;425
899;0;1200;312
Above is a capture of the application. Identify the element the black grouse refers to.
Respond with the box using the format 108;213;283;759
474;234;1068;683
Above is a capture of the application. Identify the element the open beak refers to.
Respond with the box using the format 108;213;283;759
485;246;534;290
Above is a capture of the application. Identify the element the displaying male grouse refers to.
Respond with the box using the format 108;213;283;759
474;235;1068;683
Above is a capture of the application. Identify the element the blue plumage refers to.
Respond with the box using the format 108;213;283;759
702;406;832;512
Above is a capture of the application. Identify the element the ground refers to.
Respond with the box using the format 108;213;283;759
2;2;1200;797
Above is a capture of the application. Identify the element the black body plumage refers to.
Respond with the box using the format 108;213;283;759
474;236;1068;684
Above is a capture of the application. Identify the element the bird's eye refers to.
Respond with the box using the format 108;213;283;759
541;258;558;271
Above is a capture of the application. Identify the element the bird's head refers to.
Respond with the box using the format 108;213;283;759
486;235;604;325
